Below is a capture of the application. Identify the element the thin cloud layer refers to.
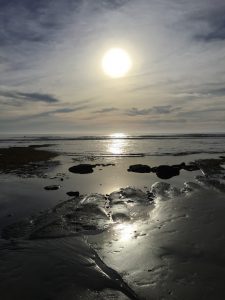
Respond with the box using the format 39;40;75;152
94;107;118;114
0;0;225;133
190;5;225;42
0;91;59;104
126;106;181;116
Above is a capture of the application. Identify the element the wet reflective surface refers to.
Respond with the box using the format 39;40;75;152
0;136;225;299
1;173;225;299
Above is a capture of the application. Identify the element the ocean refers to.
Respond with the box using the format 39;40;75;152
1;133;225;157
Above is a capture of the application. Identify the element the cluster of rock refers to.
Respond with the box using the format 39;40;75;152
1;187;151;240
128;162;199;179
68;162;199;179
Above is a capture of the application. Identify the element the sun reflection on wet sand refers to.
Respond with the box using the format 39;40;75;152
114;223;136;241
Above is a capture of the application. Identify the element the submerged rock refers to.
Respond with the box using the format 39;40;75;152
1;187;155;240
151;182;171;197
44;185;60;191
112;212;130;222
127;164;151;173
196;157;225;176
183;181;203;193
196;176;225;192
120;187;149;203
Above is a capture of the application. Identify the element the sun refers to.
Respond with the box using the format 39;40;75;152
102;48;132;78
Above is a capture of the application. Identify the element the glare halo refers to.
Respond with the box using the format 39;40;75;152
102;48;132;78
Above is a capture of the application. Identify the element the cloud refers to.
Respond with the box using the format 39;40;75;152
203;87;225;97
126;105;181;116
100;0;130;10
0;90;59;104
175;82;225;102
0;0;130;48
94;107;118;114
189;4;225;42
0;0;80;46
35;105;88;118
5;105;89;123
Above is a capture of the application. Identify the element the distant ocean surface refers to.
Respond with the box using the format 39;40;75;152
0;133;225;157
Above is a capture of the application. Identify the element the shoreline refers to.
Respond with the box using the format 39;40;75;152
0;141;225;299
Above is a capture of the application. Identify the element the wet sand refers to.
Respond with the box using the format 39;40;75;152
0;145;59;176
0;144;225;299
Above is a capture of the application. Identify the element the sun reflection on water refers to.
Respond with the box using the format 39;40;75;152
108;140;124;155
114;223;136;241
108;133;127;155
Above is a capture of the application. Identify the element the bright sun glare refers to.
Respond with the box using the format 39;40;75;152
102;48;132;78
110;133;126;138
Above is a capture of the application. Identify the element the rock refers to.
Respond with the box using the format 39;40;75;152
182;163;200;171
69;163;115;174
153;165;180;179
151;182;171;197
146;191;154;201
112;213;130;222
44;185;60;191
183;182;202;192
127;164;151;173
69;164;94;174
66;191;80;197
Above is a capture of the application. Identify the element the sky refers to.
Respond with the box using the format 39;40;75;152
0;0;225;134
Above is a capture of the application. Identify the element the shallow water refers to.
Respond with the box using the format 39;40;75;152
0;134;225;299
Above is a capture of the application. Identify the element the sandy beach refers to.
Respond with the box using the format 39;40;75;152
0;136;225;300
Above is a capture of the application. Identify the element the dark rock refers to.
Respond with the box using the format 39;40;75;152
44;185;60;191
65;212;76;220
127;164;151;173
112;213;130;222
66;191;80;197
182;164;200;171
154;165;180;179
69;164;94;174
146;191;154;201
82;224;97;231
